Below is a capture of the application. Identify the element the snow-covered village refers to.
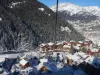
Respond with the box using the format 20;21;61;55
0;40;100;75
0;0;100;75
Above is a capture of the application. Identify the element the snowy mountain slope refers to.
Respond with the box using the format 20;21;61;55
0;0;84;51
51;3;100;44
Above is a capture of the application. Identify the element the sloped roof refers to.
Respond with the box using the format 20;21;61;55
19;59;28;66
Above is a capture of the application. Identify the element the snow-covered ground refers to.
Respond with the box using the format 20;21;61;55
0;50;100;75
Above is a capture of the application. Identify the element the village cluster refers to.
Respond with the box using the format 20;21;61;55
0;40;100;75
39;40;100;56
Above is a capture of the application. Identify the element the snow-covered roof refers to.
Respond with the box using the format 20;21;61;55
56;63;64;69
77;52;86;56
75;52;87;59
20;67;33;73
73;45;80;50
77;43;81;47
91;48;99;52
19;59;28;66
56;42;63;45
40;58;48;63
64;42;71;46
40;43;46;47
68;43;71;46
84;42;88;45
72;52;91;64
63;45;70;48
79;59;84;63
48;42;54;46
71;55;80;62
66;54;73;59
78;41;83;43
85;56;94;64
82;54;89;59
36;63;44;70
70;40;75;42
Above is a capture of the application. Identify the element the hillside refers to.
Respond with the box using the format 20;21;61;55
0;0;84;52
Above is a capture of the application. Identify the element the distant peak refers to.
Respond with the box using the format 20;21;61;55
51;2;100;16
58;2;78;6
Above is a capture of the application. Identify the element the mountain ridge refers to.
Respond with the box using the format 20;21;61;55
51;3;100;17
51;3;100;45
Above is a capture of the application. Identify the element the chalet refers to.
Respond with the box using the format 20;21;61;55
92;48;99;52
36;58;48;71
47;42;55;51
77;41;84;47
56;42;63;51
39;43;47;52
19;59;30;69
70;40;76;46
63;42;71;46
63;45;71;52
66;54;73;66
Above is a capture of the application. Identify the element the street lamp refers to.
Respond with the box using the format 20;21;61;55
55;0;59;43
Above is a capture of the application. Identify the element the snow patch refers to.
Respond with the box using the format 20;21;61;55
38;8;44;12
0;17;2;21
45;12;51;16
9;1;26;8
48;14;51;16
61;26;71;33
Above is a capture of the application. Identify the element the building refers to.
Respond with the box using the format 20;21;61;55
19;59;30;69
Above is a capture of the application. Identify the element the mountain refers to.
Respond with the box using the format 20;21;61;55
51;3;100;45
0;0;84;52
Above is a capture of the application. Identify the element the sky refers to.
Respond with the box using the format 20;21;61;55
38;0;100;7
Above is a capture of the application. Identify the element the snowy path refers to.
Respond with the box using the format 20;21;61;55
0;51;39;59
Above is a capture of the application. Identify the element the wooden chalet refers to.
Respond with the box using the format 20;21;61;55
19;59;30;69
